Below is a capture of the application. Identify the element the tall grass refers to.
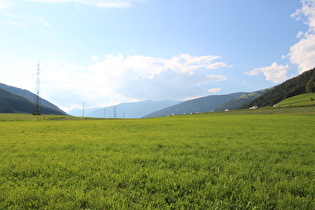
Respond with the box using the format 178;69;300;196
0;112;314;209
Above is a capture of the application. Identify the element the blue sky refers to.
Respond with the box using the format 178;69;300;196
1;0;315;111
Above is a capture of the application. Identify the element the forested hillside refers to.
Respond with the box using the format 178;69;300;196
240;68;315;108
0;88;65;115
0;83;65;114
144;92;246;118
215;89;269;111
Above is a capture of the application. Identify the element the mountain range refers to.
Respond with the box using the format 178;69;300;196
68;100;180;118
143;92;247;118
1;68;314;117
68;89;270;118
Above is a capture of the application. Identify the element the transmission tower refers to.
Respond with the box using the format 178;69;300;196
82;102;85;117
33;62;41;115
113;106;117;118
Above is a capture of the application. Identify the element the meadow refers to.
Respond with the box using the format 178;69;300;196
0;108;314;209
276;93;315;107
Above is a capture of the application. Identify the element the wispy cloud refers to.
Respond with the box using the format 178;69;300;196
296;31;304;38
21;0;137;8
207;62;234;69
289;0;315;73
245;62;290;83
0;1;52;28
0;18;27;26
36;16;51;27
0;0;11;10
206;75;226;82
208;88;221;93
292;0;315;33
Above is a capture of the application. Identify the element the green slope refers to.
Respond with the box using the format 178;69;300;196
276;93;315;107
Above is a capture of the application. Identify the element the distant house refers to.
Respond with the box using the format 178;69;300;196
249;106;258;109
273;105;279;108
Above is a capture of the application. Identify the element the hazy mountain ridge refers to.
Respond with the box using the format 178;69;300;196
67;107;100;117
144;92;247;118
68;100;181;118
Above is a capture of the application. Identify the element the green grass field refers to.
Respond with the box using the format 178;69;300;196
0;108;314;209
276;93;315;107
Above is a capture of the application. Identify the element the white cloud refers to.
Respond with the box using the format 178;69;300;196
289;34;315;73
289;0;315;73
292;0;315;33
21;0;136;8
38;54;230;109
296;31;304;38
91;55;99;61
206;75;226;82
245;62;290;83
208;88;221;93
207;62;234;69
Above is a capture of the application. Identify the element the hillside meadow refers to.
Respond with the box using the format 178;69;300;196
0;108;314;209
276;93;315;107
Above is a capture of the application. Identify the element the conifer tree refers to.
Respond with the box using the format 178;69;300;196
306;77;315;93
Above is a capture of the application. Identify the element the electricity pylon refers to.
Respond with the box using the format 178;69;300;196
33;62;41;115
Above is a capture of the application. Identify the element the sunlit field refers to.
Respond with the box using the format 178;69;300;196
0;109;314;209
276;93;315;107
